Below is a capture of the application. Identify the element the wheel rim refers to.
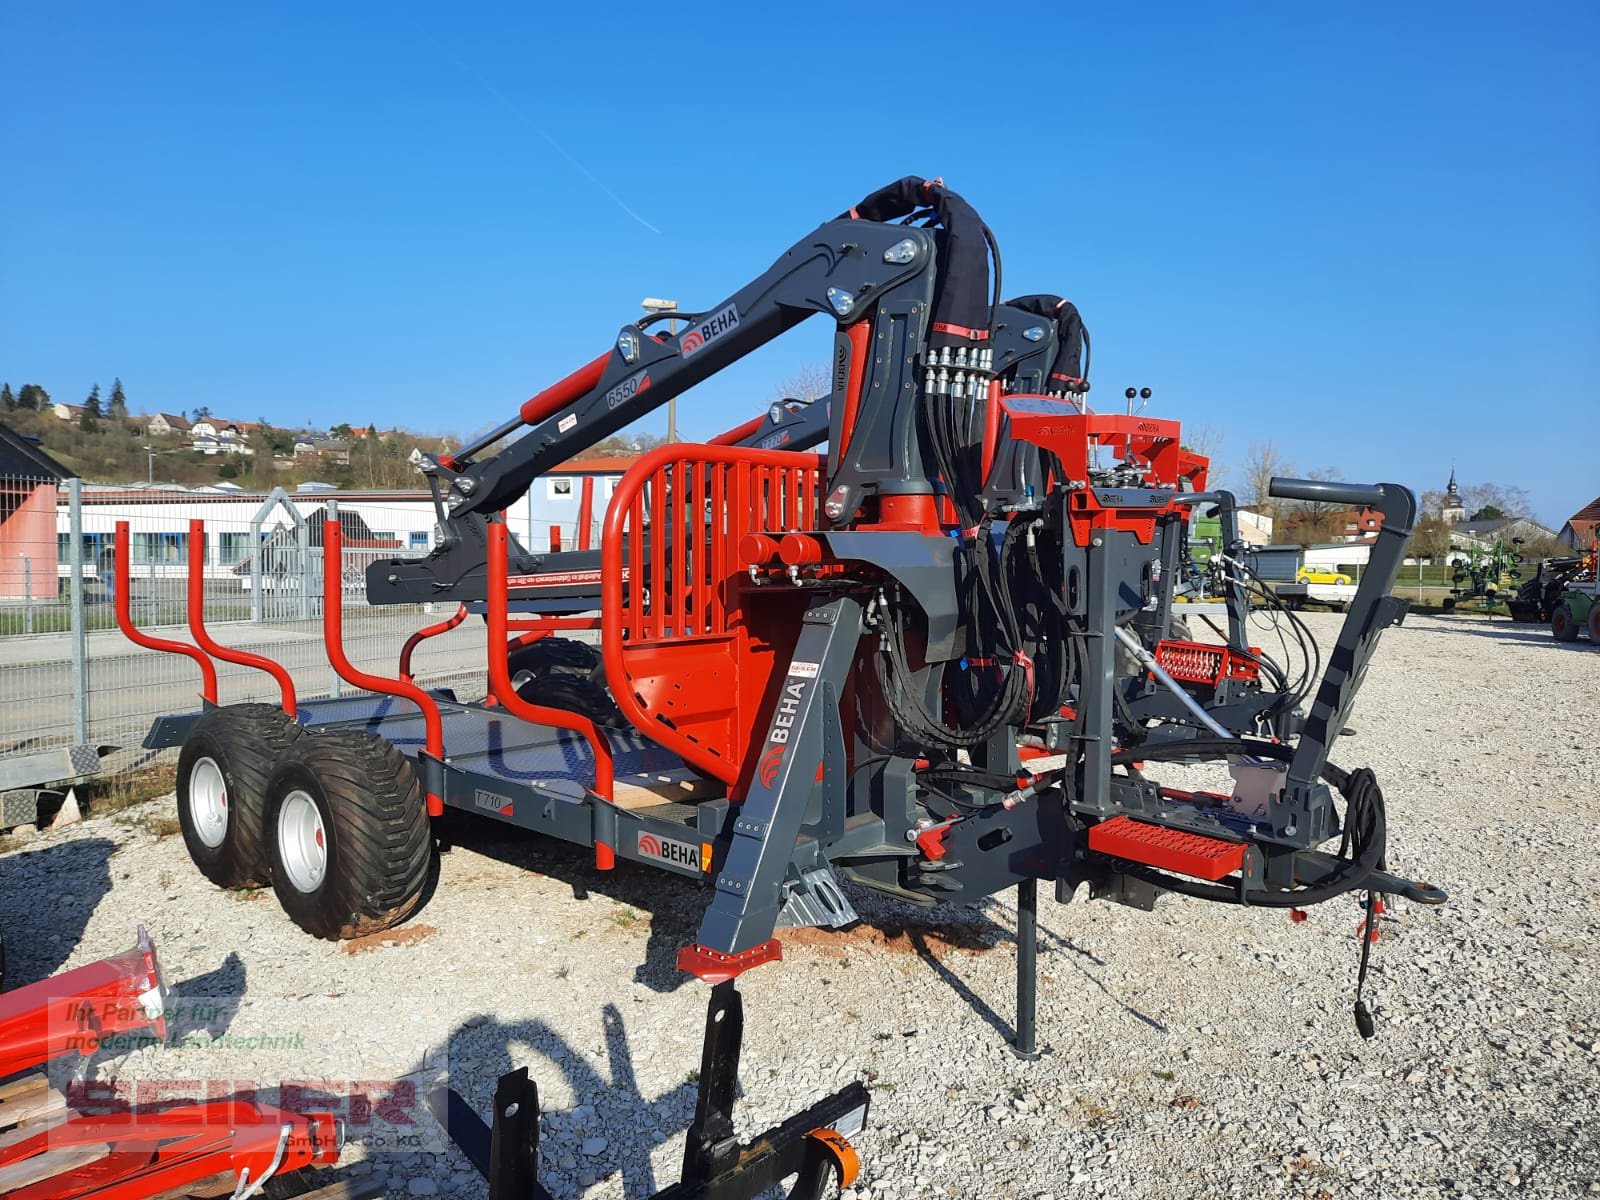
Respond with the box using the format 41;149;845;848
277;790;328;893
188;757;228;849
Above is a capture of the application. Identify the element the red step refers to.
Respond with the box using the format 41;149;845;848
1087;815;1246;881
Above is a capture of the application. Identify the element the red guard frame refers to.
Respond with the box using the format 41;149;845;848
321;520;446;816
398;604;469;683
601;444;824;786
112;521;217;705
185;520;297;717
483;521;617;867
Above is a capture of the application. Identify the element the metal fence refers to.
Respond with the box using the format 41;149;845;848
0;477;492;786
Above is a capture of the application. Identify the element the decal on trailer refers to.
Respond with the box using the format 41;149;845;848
679;303;740;357
638;831;702;871
506;568;629;588
787;661;821;678
474;789;514;815
604;371;652;410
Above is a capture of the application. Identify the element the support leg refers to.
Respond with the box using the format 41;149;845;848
681;981;744;1184
1013;877;1042;1060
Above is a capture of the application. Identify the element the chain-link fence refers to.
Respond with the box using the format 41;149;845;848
0;480;503;787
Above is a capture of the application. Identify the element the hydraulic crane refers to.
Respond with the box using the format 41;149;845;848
124;176;1445;1199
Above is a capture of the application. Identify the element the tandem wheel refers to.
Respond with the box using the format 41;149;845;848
263;729;436;940
175;703;304;889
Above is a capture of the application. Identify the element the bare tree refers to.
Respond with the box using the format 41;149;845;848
1240;441;1290;519
1460;481;1530;520
1276;467;1351;546
773;363;831;403
1180;423;1226;489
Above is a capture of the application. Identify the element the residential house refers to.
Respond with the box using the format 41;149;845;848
50;403;86;423
1558;495;1600;551
191;420;254;456
1335;507;1384;543
0;423;75;600
147;413;191;436
304;440;351;466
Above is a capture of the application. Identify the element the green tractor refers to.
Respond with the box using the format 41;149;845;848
1550;573;1599;644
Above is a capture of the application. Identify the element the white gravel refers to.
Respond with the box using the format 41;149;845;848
2;611;1597;1199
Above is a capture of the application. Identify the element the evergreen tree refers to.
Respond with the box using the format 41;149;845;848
80;384;102;431
108;378;128;420
15;384;49;411
0;383;13;410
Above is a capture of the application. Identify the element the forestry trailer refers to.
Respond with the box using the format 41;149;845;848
115;177;1445;1199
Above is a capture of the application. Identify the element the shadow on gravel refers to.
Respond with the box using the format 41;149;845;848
1426;620;1599;650
434;811;705;995
0;835;116;987
438;1005;702;1199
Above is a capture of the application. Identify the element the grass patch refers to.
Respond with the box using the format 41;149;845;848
0;602;253;639
141;814;183;839
87;764;178;818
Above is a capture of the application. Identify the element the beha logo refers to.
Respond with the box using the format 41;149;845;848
679;303;740;357
637;831;700;869
758;744;785;788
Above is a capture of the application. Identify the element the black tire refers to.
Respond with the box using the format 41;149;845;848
1552;604;1579;642
519;673;627;727
264;730;434;940
176;704;303;889
506;636;601;679
506;636;626;727
1588;605;1600;645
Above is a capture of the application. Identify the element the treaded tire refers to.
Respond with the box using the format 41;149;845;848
1552;604;1579;642
506;637;600;678
506;636;626;727
1588;604;1600;645
264;729;434;940
176;703;303;889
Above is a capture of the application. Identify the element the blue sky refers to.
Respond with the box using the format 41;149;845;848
3;2;1596;524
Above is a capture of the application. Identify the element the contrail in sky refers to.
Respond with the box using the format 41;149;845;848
422;30;662;235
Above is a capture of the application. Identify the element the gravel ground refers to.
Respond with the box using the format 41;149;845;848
2;611;1597;1200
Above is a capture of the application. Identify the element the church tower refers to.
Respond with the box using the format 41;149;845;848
1441;466;1467;524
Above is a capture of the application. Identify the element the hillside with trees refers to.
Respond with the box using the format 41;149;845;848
1;380;451;490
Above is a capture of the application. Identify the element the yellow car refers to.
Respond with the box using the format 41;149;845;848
1297;567;1353;585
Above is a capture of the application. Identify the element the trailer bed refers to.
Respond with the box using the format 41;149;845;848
144;692;729;878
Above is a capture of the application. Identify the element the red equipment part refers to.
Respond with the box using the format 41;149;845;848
1000;404;1188;546
484;521;617;865
398;603;469;683
516;350;612;428
675;938;783;985
0;1101;341;1200
0;928;166;1079
185;519;298;717
320;520;446;815
600;445;823;787
576;475;595;550
1153;639;1262;687
111;522;217;705
1087;815;1246;881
